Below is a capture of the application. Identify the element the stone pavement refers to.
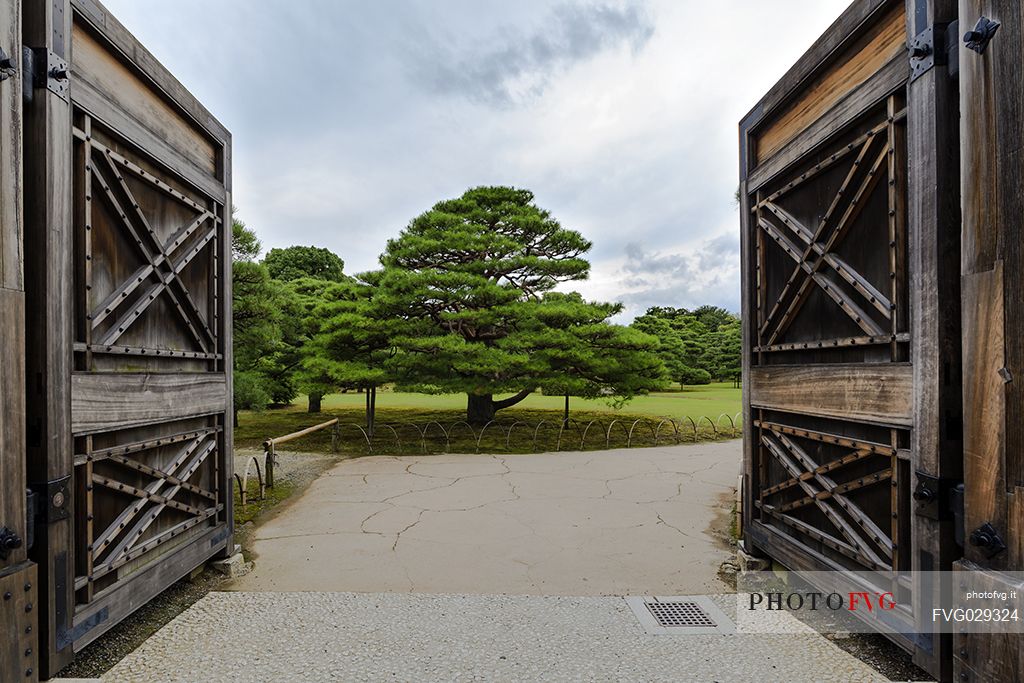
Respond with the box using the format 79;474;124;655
234;444;740;595
101;592;891;682
93;444;908;681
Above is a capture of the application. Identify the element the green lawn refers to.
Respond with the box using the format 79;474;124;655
313;383;741;421
234;383;741;455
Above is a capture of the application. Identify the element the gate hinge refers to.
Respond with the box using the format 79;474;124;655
969;522;1007;558
22;46;69;102
912;471;961;520
28;475;72;526
909;23;956;82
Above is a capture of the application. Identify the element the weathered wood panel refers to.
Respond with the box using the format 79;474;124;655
70;25;217;175
0;0;21;291
952;560;1024;682
0;289;27;568
754;4;906;164
16;0;232;673
961;265;1006;560
955;2;1024;679
0;564;38;681
71;373;227;434
22;0;77;674
749;364;913;426
739;2;956;680
905;3;962;680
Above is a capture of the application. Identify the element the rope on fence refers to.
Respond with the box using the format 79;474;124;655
250;414;743;484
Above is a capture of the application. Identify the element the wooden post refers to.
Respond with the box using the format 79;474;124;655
265;442;275;489
905;0;961;678
22;0;75;675
955;2;1024;679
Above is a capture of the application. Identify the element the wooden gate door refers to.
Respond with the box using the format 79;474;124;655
23;1;233;675
956;2;1024;680
739;0;961;678
1;1;40;681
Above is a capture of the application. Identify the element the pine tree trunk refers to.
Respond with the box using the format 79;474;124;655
564;393;569;424
308;393;322;413
467;393;495;425
467;389;534;424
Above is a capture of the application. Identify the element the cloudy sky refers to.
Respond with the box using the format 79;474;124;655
103;0;850;320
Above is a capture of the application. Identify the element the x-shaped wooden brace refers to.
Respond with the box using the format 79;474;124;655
759;430;892;571
91;435;215;572
758;132;892;346
88;148;217;352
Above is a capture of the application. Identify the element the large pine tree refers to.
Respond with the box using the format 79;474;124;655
373;186;665;423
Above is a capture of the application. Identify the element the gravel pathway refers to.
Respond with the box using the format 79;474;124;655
101;591;890;682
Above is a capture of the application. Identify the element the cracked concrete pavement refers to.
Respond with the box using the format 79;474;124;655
98;442;905;682
231;441;740;595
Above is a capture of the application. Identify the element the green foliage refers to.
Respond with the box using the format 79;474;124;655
677;366;711;385
264;245;346;283
232;218;282;413
304;277;393;391
371;186;665;421
631;305;741;384
255;244;348;410
231;212;261;262
234;370;273;411
701;319;742;381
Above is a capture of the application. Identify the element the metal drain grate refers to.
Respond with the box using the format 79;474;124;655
645;600;716;628
625;596;735;635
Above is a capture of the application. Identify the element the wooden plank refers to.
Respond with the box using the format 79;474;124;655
747;55;907;192
754;4;907;163
905;2;961;679
22;0;76;674
0;0;26;592
0;564;39;683
961;265;1006;565
740;0;894;133
0;289;26;569
70;0;230;145
952;560;1024;683
749;363;913;426
0;0;22;291
70;23;216;173
959;0;1024;581
71;373;226;434
71;78;225;203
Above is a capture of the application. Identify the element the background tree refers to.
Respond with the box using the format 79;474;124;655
304;277;394;433
529;292;666;420
701;319;742;384
260;245;348;411
264;245;346;283
629;305;740;386
375;186;664;423
631;311;709;386
231;217;282;423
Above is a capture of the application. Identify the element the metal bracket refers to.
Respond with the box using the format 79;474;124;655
969;522;1007;558
29;475;72;526
964;16;1000;55
909;24;950;82
912;471;960;520
22;46;69;101
0;526;23;560
0;47;16;82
